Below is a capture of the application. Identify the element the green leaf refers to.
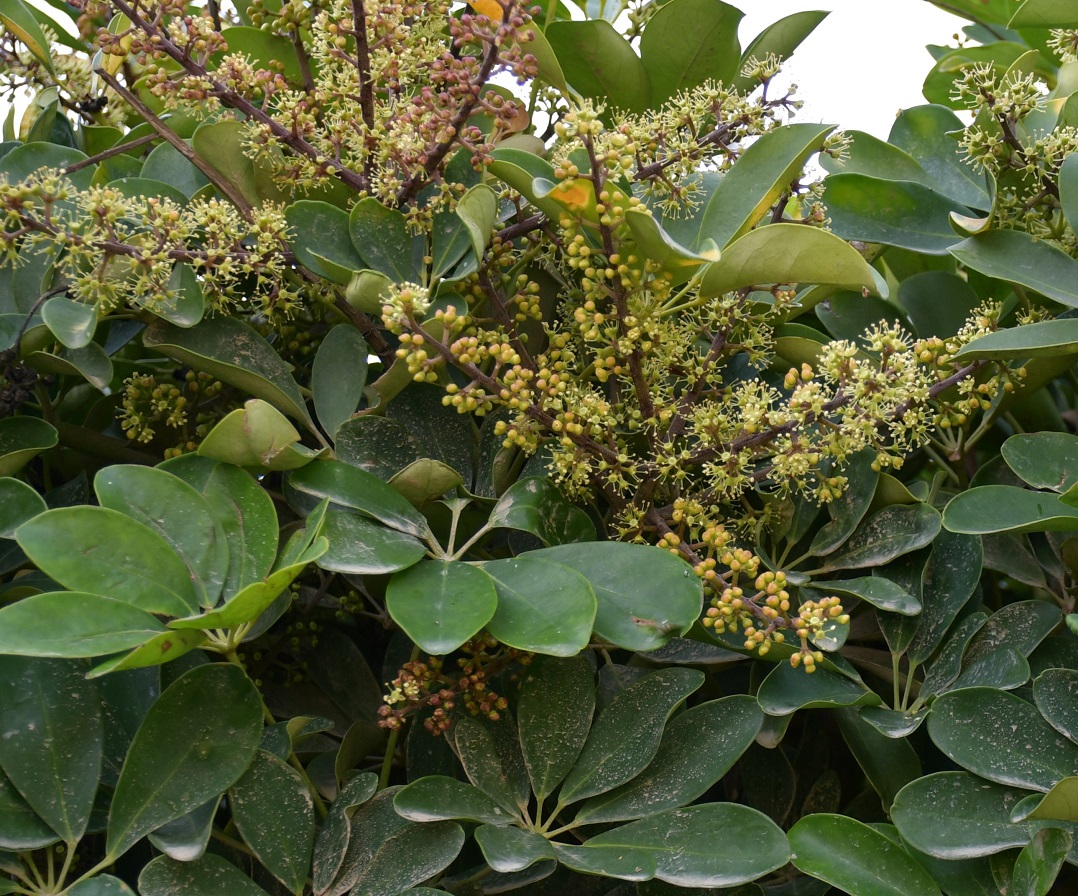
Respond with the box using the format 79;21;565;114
623;208;717;281
487;149;564;220
16;507;201;616
1011;827;1071;896
94;464;228;607
699;224;877;297
147;797;218;862
482;557;596;656
834;708;921;809
951;600;1060;690
889;105;993;209
0;477;45;537
287;459;430;538
41;296;96;349
65;877;137;896
190;120;259;205
1010;0;1078;27
575;695;762;825
488;477;595;545
141;144;211;201
698;123;835;250
168;549;322;631
285;201;365;285
474;824;556;873
928;687;1078;791
456;183;499;262
143;317;315;431
139;854;271;896
757;662;881;715
956;319;1078;363
88;629;208;678
311;773;378;894
0;0;55;74
545;20;650;112
312;326;368;440
552;841;656;881
107;663;263;859
812;504;942;572
898;271;982;338
348;197;425;283
1034;668;1078;743
559;668;703;804
951;230;1078;307
317;509;426;576
386;560;497;655
0;657;101;843
819;130;933;186
452;714;529;817
789;814;942;896
0;592;165;657
327;787;464;896
639;0;742;104
1059;153;1078;234
733;9;828;92
198;400;320;471
517;654;595;801
388;459;462;507
0;417;57;476
1024;777;1078;822
907;530;983;665
1003;432;1078;492
533;542;701;651
0;769;59;850
394;776;516;825
26;340;112;391
230;751;314;895
809;447;879;556
201;463;278;596
893;771;1077;860
569;804;790;887
156;263;206;327
803;576;920;616
824;173;966;254
944;485;1078;535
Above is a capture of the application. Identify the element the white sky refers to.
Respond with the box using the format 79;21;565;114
739;1;968;137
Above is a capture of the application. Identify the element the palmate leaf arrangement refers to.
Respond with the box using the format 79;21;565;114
8;0;1078;892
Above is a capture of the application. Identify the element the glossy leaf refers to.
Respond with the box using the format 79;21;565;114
0;592;165;657
546;20;649;112
230;751;315;895
928;687;1078;792
789;814;942;896
1034;668;1078;743
569;804;790;887
107;663;263;859
0;770;58;850
456;183;499;262
452;714;529;817
623;208;716;277
143;317;315;430
951;600;1060;690
0;417;58;476
0;0;56;74
834;707;920;809
907;529;983;664
951;230;1078;307
0;656;101;843
482;556;596;656
475;824;556;873
147;797;218;862
65;876;136;896
16;507;201;616
812;504;942;572
559;668;703;804
94;464;228;607
0;477;45;537
1011;827;1071;896
809;448;879;556
698;123;835;250
318;509;426;576
803;576;920;616
41;295;97;349
386;560;497;655
287;460;430;538
824;173;966;254
575;695;762;824
285;201;365;285
699;224;877;297
757;662;880;715
639;0;741;104
139;854;272;896
955;319;1078;362
326;787;463;896
312;326;368;440
1010;0;1078;26
1003;432;1078;492
394;776;515;825
533;542;702;651
198;400;320;471
733;9;828;92
311;773;378;894
348;197;425;283
488;477;595;545
944;485;1078;534
201;462;278;595
87;629;208;677
517;654;595;801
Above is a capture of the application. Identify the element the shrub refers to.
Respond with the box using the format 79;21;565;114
3;0;1078;892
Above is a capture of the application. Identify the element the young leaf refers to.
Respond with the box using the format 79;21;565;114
197;400;321;471
386;560;497;655
230;751;315;895
456;183;499;262
16;507;202;616
107;663;263;859
517;654;595;801
0;0;56;75
789;814;942;896
0;656;102;843
558;668;703;804
734;10;828;92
